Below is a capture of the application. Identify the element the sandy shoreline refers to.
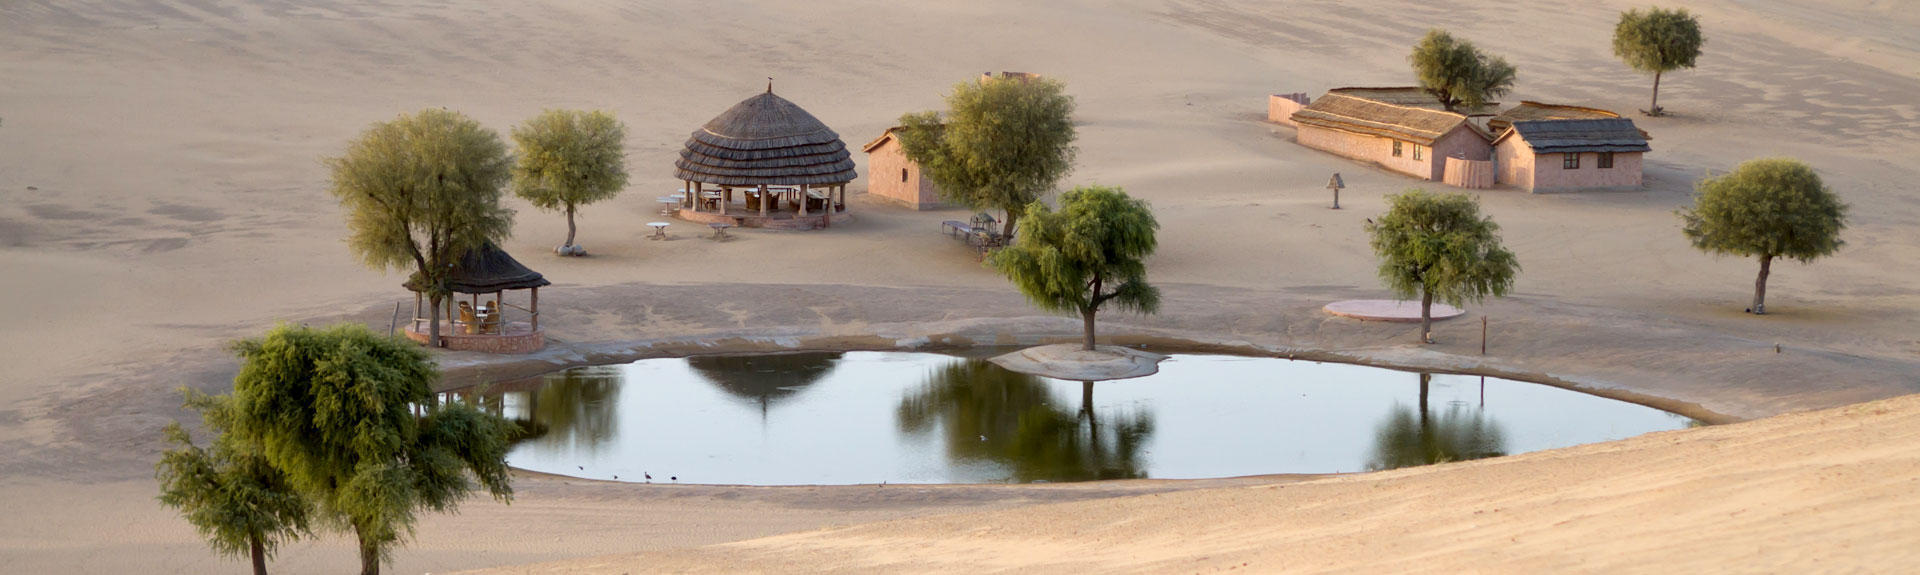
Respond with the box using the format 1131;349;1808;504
4;0;1919;572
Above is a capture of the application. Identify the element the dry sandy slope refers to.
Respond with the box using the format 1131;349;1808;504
1;0;1918;572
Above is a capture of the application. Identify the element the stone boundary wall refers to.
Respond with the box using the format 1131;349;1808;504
1268;93;1310;126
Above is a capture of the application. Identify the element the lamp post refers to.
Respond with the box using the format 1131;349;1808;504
1327;173;1345;209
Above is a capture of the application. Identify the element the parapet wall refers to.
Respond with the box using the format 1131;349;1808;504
1269;93;1310;126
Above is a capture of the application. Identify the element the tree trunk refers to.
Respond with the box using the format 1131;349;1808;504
1002;204;1021;238
1081;380;1095;420
1419;289;1434;344
249;534;267;575
564;204;577;248
1752;254;1773;315
1649;70;1663;116
1081;307;1097;351
357;526;381;575
427;294;442;347
1418;373;1431;417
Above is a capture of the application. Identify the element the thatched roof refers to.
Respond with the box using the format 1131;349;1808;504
1291;92;1487;145
403;241;550;294
1488;101;1643;136
674;90;858;186
1494;119;1652;154
1323;87;1499;115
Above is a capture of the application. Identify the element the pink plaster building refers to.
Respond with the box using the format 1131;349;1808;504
1491;118;1650;193
862;127;947;210
1289;87;1494;182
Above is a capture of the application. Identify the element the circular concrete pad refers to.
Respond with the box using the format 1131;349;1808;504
1323;299;1464;323
988;344;1167;382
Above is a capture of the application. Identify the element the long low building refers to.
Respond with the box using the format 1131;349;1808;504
1289;87;1493;182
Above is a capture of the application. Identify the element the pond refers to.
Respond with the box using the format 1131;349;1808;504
448;351;1696;485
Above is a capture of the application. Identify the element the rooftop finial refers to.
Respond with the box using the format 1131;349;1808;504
767;77;773;94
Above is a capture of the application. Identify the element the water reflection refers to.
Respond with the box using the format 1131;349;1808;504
451;366;621;453
687;352;840;417
897;361;1155;482
1366;374;1507;470
451;353;1690;485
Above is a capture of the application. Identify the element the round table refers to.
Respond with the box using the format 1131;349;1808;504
647;222;670;239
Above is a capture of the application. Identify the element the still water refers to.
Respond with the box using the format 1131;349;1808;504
450;351;1695;485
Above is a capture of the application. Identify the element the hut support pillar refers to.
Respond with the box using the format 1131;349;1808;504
759;184;768;217
687;181;697;213
799;184;809;217
720;187;729;216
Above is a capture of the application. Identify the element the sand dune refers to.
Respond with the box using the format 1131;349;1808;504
1;0;1917;572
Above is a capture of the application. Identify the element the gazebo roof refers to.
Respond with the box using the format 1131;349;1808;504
673;89;858;187
686;352;841;413
404;241;551;294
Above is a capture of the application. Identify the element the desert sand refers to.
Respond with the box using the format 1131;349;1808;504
1;0;1917;573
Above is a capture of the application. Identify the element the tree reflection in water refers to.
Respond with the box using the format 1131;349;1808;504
897;360;1154;482
455;366;622;452
1366;373;1506;470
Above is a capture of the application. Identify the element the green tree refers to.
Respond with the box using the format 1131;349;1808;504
225;323;516;575
510;109;629;256
1409;29;1517;113
989;186;1160;351
897;76;1077;237
1679;158;1846;315
326;108;515;347
1366;190;1520;343
157;392;311;575
1613;7;1705;116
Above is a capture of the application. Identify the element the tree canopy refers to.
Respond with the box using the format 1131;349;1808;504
1366;190;1519;343
326;108;515;346
1679;158;1846;314
988;185;1159;351
896;76;1077;236
224;323;516;575
1410;29;1517;113
157;391;311;575
511;109;629;254
1613;7;1705;116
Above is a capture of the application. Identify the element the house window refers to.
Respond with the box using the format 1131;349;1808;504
1392;141;1403;158
1563;152;1580;169
901;168;909;182
1598;152;1615;169
1413;144;1423;161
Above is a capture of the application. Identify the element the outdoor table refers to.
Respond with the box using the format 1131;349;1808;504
656;197;679;215
708;222;733;239
700;191;723;210
647;222;670;240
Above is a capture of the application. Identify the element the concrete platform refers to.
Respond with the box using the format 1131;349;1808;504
988;344;1167;382
1323;299;1464;323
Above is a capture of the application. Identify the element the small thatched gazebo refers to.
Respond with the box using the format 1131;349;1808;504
673;85;858;230
403;241;550;354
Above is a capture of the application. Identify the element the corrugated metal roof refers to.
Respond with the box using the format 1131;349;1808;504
1500;119;1651;153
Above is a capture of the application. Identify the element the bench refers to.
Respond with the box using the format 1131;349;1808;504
942;220;973;238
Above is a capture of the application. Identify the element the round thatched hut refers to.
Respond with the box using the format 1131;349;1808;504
673;86;858;230
403;241;550;354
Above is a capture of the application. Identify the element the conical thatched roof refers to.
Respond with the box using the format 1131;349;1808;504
403;241;551;294
674;90;858;186
686;352;841;409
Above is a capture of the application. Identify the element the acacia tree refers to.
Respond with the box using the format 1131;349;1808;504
511;109;628;256
225;323;515;575
1366;190;1520;343
989;185;1159;351
1613;7;1705;116
1679;158;1846;315
157;392;310;575
327;108;514;347
1410;29;1517;113
897;76;1077;237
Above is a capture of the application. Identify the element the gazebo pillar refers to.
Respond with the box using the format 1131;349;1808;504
720;187;729;215
798;184;809;217
687;181;698;213
530;286;539;332
759;184;768;217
